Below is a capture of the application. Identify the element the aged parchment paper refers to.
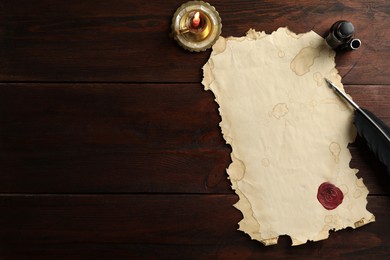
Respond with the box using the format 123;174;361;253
202;28;374;246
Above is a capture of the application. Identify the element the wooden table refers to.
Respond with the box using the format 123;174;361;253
1;1;389;258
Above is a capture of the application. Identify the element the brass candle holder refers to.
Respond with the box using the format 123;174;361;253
171;1;222;52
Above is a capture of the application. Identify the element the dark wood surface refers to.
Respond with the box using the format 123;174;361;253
0;1;389;258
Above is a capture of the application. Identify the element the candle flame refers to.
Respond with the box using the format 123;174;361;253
194;12;200;22
191;11;201;28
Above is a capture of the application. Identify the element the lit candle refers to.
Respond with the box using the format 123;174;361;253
171;1;222;52
191;11;200;29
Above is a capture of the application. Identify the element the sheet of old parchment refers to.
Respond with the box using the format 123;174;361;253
202;28;374;246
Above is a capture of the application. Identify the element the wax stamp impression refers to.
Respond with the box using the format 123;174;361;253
317;182;344;210
202;28;374;246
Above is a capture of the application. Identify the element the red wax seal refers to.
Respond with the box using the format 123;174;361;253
317;182;344;210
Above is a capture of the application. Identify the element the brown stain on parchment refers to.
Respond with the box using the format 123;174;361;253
227;156;246;181
285;29;303;39
262;158;270;167
324;215;341;227
354;215;375;228
353;189;362;198
354;218;365;228
356;178;366;188
313;72;324;86
271;103;289;119
339;184;349;195
290;45;321;76
329;142;341;163
212;37;227;54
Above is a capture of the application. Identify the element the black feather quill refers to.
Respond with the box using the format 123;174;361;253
355;108;390;174
325;79;390;174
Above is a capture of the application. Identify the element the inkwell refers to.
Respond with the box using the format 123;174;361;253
326;21;361;51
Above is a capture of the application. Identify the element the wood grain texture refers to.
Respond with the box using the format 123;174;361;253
0;0;389;84
1;0;390;258
0;195;388;258
1;84;389;194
